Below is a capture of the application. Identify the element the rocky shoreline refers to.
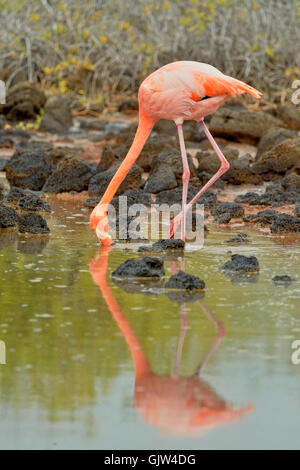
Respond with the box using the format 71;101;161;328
1;82;300;239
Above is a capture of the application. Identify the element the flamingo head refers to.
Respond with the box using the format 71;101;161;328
90;205;113;246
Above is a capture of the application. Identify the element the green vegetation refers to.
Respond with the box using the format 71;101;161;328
0;0;299;98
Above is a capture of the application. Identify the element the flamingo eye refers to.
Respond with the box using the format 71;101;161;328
201;96;210;100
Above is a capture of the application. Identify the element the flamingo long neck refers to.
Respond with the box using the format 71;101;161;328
90;250;150;380
100;112;155;206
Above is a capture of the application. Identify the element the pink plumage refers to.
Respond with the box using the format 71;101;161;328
90;61;262;245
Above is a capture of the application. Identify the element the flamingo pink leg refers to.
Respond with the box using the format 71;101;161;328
177;123;190;240
170;119;230;237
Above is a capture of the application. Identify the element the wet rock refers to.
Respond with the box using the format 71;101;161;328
88;161;142;197
294;206;300;218
282;173;300;191
43;155;93;193
138;239;185;253
39;96;73;134
214;212;231;224
253;138;300;177
0;82;46;121
96;145;117;173
165;270;205;290
18;194;51;212
17;236;49;254
196;148;238;174
111;256;164;279
0;205;18;228
209;106;284;143
225;233;250;244
211;202;244;218
270;214;300;233
276;103;300;130
118;98;138;112
244;210;279;226
272;275;295;286
5;152;52;190
223;154;261;185
221;254;259;272
145;164;177;193
112;277;164;295
18;213;50;234
256;126;298;160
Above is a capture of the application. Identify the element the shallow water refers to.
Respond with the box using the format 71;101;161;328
0;199;300;450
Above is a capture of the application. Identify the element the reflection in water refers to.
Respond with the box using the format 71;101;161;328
90;248;253;436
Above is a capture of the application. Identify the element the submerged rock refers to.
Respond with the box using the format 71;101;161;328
225;233;250;244
17;236;49;254
165;270;205;291
0;231;18;250
272;275;295;286
211;202;244;218
138;239;185;253
18;194;51;212
221;254;259;272
270;214;300;233
18;213;50;234
0;205;18;228
111;256;164;279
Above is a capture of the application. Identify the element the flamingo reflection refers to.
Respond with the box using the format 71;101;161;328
90;247;253;436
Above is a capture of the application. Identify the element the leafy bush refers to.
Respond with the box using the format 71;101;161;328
0;0;299;97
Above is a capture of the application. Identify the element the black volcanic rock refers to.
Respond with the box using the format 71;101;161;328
111;256;164;279
18;213;50;234
221;254;259;272
0;205;18;228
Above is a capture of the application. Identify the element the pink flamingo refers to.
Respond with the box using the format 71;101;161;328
90;61;261;245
